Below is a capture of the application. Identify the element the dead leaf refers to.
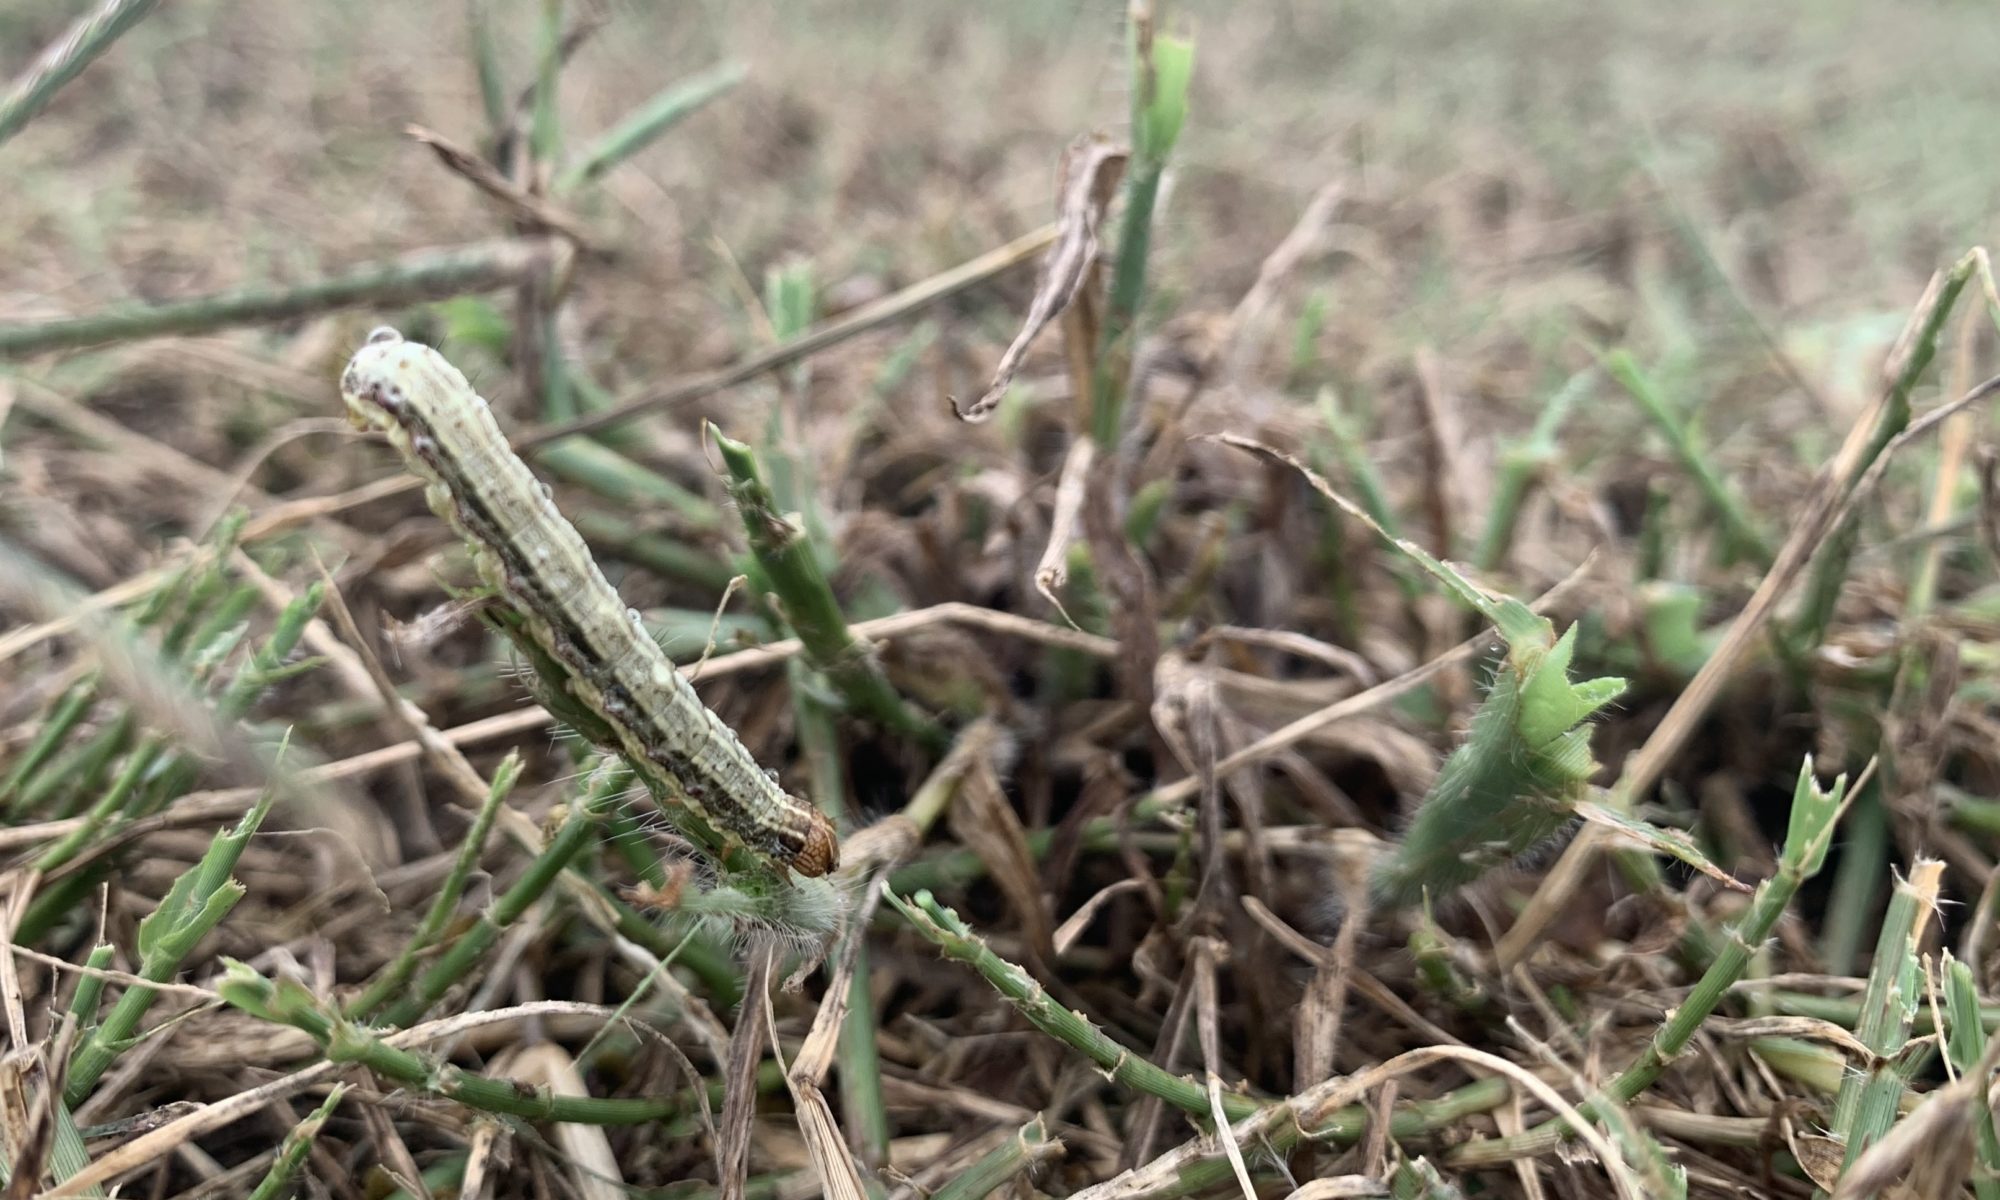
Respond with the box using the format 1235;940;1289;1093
955;135;1128;421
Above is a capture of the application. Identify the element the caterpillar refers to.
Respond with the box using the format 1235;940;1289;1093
340;327;838;877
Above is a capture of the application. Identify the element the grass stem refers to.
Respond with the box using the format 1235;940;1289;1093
712;425;946;750
348;753;524;1020
0;0;160;148
0;241;549;357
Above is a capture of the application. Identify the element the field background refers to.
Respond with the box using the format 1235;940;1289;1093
9;1;2000;1197
14;0;2000;402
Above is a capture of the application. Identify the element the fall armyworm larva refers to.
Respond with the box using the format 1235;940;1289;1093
340;327;838;877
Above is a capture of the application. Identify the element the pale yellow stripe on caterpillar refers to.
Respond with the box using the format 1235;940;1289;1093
339;327;838;877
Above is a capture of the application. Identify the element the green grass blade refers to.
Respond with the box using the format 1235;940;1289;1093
0;675;98;809
712;424;946;750
0;0;161;148
932;1116;1059;1200
377;763;628;1028
0;241;545;358
466;0;508;139
218;961;686;1124
555;61;745;193
1603;349;1772;568
1945;954;2000;1200
348;753;524;1020
64;788;278;1105
246;1086;346;1200
1091;23;1192;445
1832;859;1944;1185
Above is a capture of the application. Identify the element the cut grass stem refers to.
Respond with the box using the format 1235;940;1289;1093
890;885;1517;1190
1604;349;1773;568
376;763;630;1028
571;509;735;593
0;674;99;809
1445;760;1847;1167
1793;249;2000;652
555;61;745;193
1088;18;1190;446
931;1116;1059;1200
1822;777;1890;976
892;888;1258;1122
246;1086;345;1200
1473;368;1591;573
0;241;551;358
788;658;892;1169
1944;954;2000;1200
347;753;524;1020
64;788;279;1106
218;961;689;1124
712;425;946;750
0;0;160;147
1829;858;1943;1187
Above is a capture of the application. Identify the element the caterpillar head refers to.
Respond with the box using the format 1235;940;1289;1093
339;325;416;434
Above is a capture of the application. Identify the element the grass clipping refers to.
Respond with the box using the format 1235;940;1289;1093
1210;435;1635;907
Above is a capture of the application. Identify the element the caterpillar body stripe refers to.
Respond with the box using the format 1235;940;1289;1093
340;327;838;877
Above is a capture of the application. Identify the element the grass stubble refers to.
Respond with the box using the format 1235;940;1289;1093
4;1;2000;1198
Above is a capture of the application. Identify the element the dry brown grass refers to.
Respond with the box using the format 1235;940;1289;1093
9;2;2000;1198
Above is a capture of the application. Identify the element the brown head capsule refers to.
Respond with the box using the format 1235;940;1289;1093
791;811;841;878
